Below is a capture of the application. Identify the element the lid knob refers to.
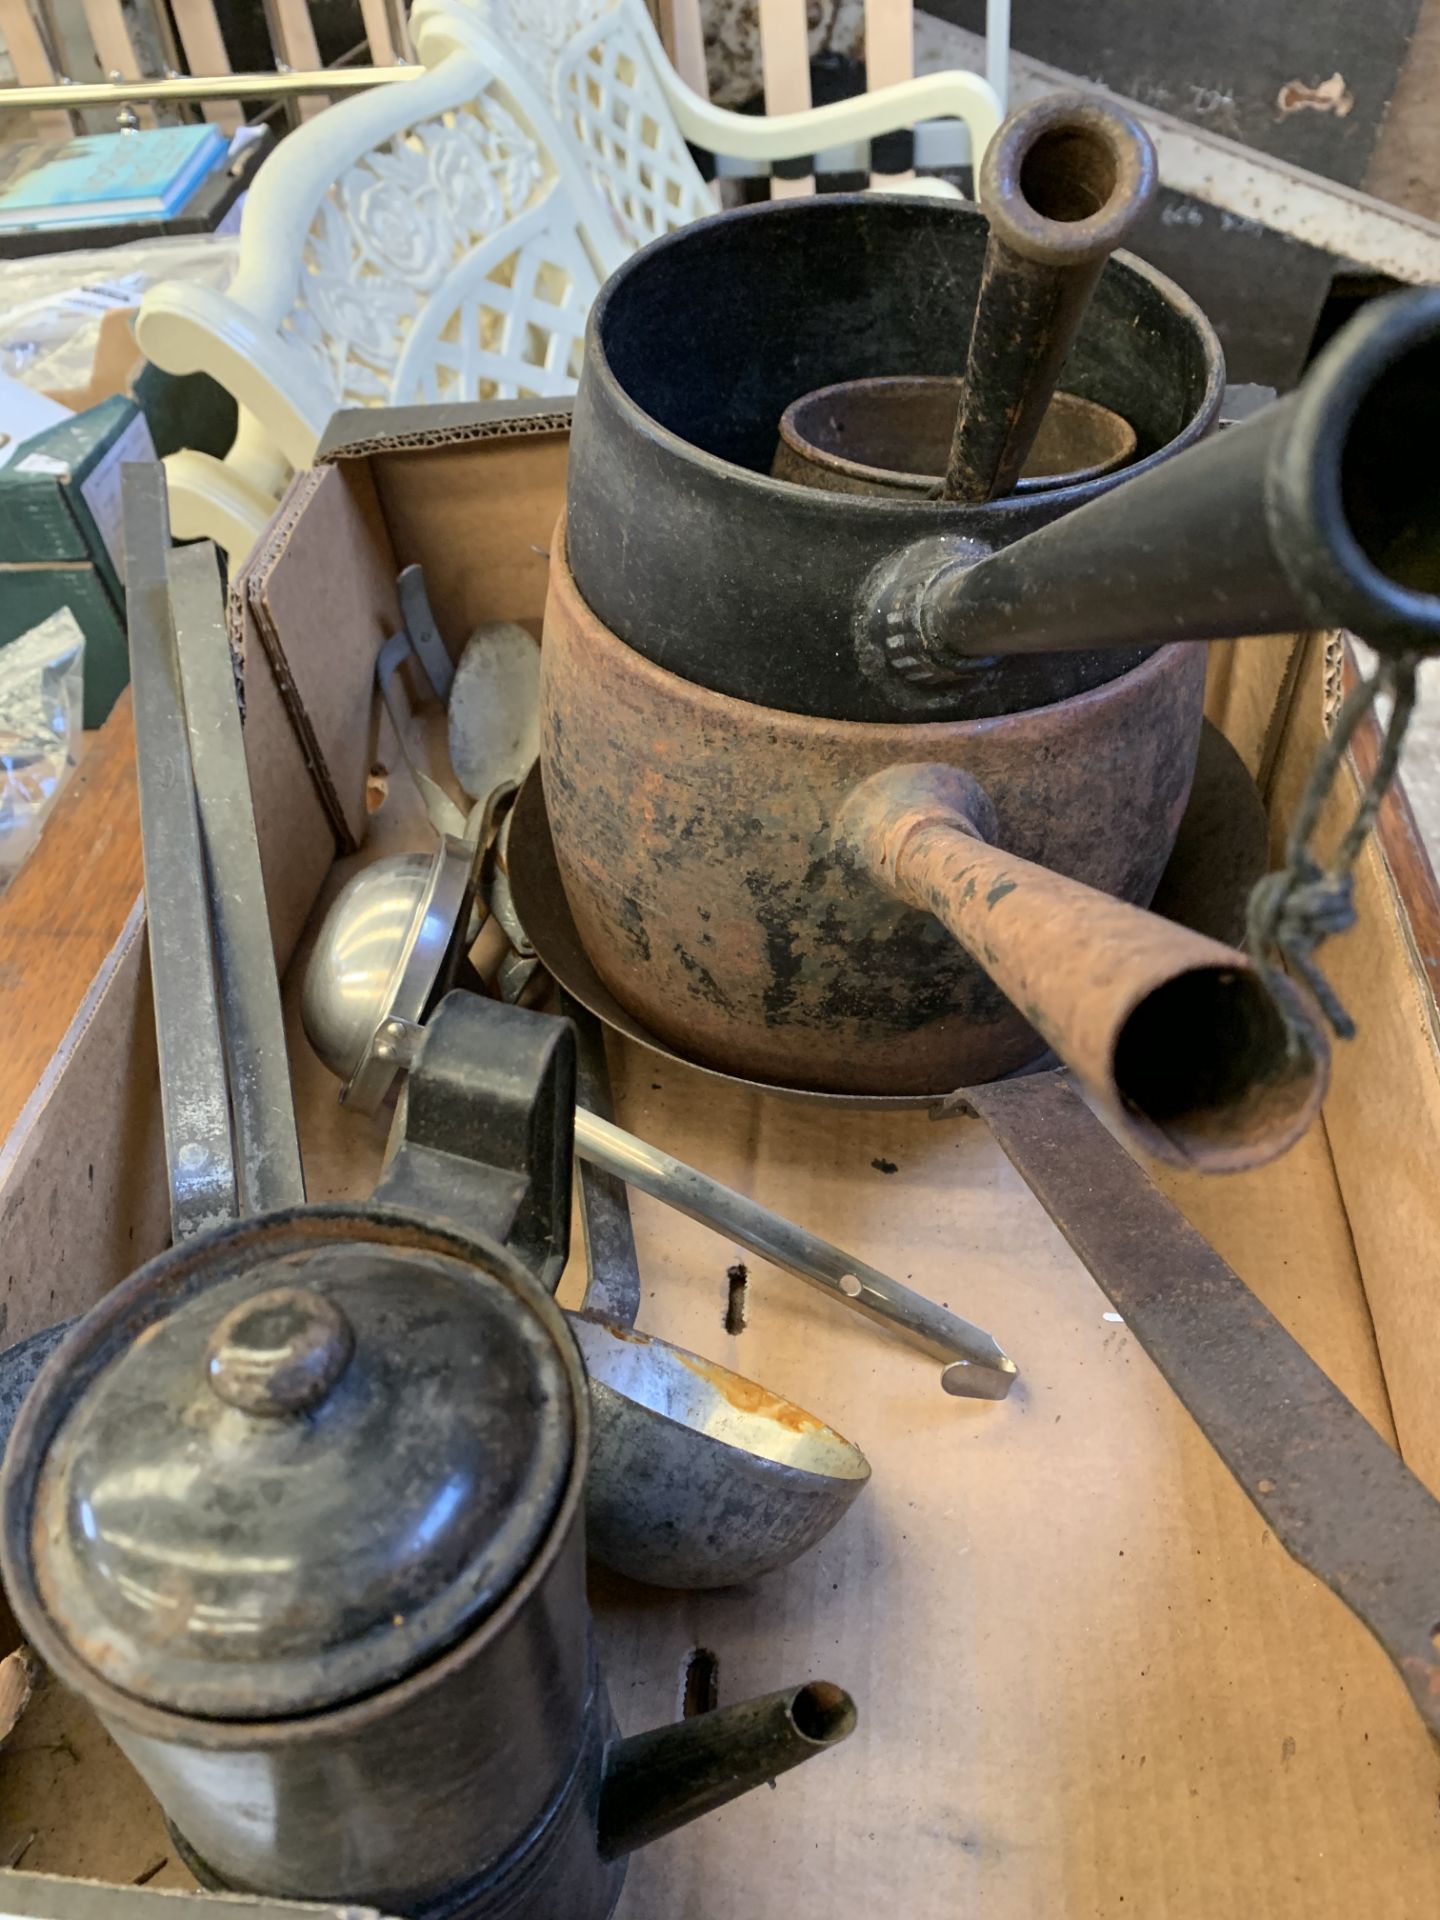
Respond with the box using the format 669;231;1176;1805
206;1287;355;1416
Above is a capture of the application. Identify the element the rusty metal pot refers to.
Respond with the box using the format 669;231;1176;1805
540;533;1325;1174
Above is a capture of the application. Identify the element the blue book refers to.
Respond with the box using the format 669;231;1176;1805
0;125;227;233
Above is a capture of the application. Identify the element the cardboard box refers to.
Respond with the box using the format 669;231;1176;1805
2;407;1439;1916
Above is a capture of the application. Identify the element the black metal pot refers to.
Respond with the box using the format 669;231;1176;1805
566;193;1225;722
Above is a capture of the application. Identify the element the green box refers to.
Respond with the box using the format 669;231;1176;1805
0;395;152;726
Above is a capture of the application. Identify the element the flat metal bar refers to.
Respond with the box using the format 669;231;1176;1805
169;541;305;1216
396;565;457;703
573;1108;1017;1398
122;465;237;1241
963;1067;1440;1740
565;994;644;1330
0;64;419;111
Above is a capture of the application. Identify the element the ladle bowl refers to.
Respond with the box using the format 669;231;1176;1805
570;1316;870;1588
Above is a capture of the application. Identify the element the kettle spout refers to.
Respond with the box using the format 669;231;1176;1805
596;1680;856;1861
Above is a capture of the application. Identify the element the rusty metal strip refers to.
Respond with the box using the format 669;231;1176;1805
957;1067;1440;1739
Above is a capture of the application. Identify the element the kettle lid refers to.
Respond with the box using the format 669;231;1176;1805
6;1211;576;1721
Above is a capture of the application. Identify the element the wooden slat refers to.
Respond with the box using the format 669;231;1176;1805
357;0;398;65
659;0;708;97
0;0;73;138
262;0;325;120
864;0;913;182
758;0;812;198
169;0;242;130
79;0;157;126
0;696;142;1149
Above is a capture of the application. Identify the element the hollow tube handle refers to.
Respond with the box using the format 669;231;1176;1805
840;763;1327;1174
877;289;1440;685
943;94;1157;503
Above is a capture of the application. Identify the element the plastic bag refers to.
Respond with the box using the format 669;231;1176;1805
0;609;86;889
0;233;239;394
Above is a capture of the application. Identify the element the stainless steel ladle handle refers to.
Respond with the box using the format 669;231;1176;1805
572;1109;1016;1399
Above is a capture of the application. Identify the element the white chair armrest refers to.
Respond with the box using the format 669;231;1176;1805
161;449;283;571
667;67;1002;167
137;282;333;474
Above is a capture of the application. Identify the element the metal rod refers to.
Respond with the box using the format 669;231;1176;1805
0;63;420;111
170;541;305;1217
964;1066;1440;1744
122;466;237;1242
572;1109;1017;1397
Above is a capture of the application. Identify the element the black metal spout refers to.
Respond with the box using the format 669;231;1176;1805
596;1681;857;1860
871;287;1440;686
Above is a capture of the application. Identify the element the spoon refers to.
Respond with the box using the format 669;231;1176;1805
568;996;871;1589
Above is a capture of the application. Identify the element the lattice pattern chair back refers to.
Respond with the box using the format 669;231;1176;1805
412;0;1003;240
138;44;627;473
135;42;629;559
559;7;717;238
393;201;604;402
412;0;717;243
251;49;624;417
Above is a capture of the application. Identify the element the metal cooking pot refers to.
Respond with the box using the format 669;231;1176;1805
540;533;1325;1173
565;191;1225;723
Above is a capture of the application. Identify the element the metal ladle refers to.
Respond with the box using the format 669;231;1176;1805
568;996;871;1588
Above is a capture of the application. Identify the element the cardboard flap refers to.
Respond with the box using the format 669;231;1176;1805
225;568;339;973
232;461;398;851
321;401;570;653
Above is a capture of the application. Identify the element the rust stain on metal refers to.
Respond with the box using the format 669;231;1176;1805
773;377;1136;499
846;768;1327;1170
676;1352;826;1435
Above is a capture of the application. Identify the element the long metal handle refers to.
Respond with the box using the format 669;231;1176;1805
874;289;1440;687
943;93;1156;503
170;542;305;1216
963;1067;1440;1743
573;1109;1016;1398
123;467;237;1240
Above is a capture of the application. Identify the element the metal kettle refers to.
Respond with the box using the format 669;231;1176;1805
0;996;854;1920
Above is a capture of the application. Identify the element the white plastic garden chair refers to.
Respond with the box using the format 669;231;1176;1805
135;43;628;564
410;0;1004;240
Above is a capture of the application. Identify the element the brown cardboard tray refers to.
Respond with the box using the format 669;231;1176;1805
2;404;1440;1917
